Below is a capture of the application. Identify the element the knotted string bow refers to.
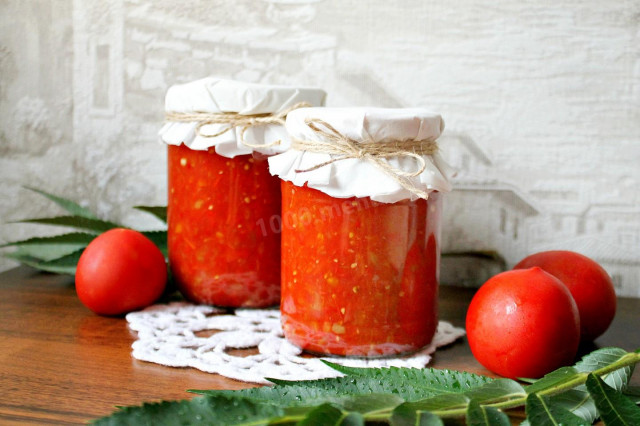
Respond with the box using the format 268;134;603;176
165;102;312;149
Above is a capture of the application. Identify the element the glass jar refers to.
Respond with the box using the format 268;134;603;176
269;107;452;357
161;78;326;307
168;145;281;307
280;181;442;357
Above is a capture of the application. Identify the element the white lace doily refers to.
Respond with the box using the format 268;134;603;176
126;302;466;384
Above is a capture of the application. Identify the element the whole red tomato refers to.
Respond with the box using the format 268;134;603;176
76;228;167;316
514;250;616;341
466;267;580;379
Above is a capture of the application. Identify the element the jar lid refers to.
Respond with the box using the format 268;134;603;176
268;107;454;202
159;77;327;158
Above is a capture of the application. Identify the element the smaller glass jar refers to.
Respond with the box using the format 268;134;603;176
269;107;453;357
160;78;326;308
167;145;281;307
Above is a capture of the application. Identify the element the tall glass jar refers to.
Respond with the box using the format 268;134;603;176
167;146;281;307
269;107;453;356
160;78;326;308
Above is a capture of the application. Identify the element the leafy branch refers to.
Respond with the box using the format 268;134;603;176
1;187;167;274
94;347;640;425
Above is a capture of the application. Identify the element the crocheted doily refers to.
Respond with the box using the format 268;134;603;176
126;302;466;384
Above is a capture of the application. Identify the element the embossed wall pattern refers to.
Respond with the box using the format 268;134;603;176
0;0;638;296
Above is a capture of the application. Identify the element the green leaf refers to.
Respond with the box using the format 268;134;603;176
133;206;167;223
4;249;83;275
466;400;510;426
546;389;598;424
98;347;640;425
0;232;95;261
525;367;581;394
586;373;640;426
196;381;409;409
14;216;121;234
24;186;98;219
142;230;168;257
390;403;444;426
320;363;494;396
196;368;491;421
575;347;633;391
521;348;635;424
525;393;589;426
204;368;492;406
93;395;285;426
297;403;364;426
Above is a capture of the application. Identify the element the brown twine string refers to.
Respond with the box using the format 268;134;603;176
164;101;312;149
292;118;439;199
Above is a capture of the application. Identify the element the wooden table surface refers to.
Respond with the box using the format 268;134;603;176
0;266;638;425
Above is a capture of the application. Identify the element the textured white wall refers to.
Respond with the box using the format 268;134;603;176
1;0;639;295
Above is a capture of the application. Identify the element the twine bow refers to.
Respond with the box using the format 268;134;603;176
165;102;312;149
292;118;439;199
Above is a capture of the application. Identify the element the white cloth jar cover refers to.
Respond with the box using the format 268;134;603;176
159;77;327;158
268;107;455;203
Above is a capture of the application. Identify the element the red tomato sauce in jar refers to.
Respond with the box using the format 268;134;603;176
280;180;442;357
168;144;281;307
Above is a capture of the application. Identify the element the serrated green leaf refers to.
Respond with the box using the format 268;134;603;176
5;249;83;275
133;206;167;223
142;230;168;257
525;393;590;426
575;347;633;391
196;367;493;420
0;232;95;261
14;216;122;234
0;232;95;248
321;363;494;395
197;380;410;409
575;348;629;372
92;395;285;426
25;186;98;219
586;373;640;426
466;400;510;426
200;367;493;406
297;403;364;426
93;347;640;425
390;403;444;426
525;367;581;394
545;389;597;424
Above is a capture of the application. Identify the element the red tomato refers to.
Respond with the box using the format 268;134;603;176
514;250;616;341
466;267;580;379
76;229;167;316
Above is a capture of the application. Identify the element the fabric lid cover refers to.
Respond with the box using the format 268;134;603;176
268;107;454;203
159;77;327;158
